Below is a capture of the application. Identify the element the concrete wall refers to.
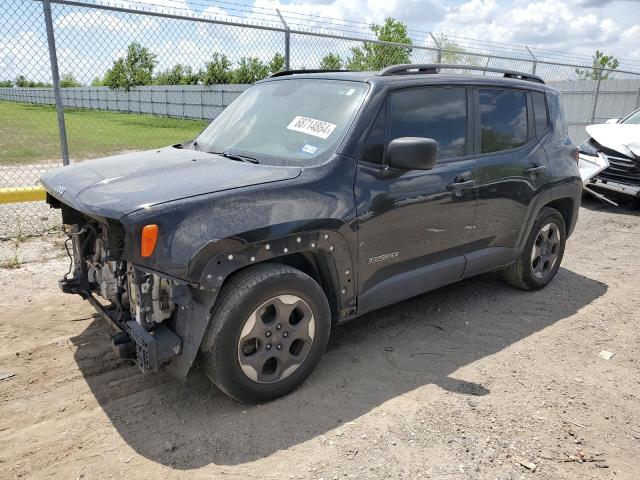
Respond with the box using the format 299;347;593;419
2;80;639;143
548;79;640;142
0;84;249;120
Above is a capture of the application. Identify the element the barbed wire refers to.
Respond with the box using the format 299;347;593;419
63;0;640;71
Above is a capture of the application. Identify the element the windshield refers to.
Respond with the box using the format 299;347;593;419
622;109;640;124
195;79;368;165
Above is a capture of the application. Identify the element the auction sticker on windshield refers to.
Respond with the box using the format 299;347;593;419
287;116;337;140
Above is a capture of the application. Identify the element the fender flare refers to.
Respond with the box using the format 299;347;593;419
168;230;356;379
515;180;581;253
196;230;355;305
514;189;553;253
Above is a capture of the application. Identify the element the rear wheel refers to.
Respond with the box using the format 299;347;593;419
502;207;566;290
201;263;331;403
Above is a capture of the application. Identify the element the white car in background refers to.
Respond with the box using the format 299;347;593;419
578;108;640;199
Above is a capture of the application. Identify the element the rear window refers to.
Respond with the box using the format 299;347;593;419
479;89;528;153
532;91;549;136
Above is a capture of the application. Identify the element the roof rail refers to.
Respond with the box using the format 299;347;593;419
269;69;349;78
378;63;545;84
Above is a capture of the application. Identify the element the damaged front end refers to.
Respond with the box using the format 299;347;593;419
580;137;640;197
579;124;640;200
55;201;183;374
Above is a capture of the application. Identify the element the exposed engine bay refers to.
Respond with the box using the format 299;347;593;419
57;209;183;374
68;221;174;328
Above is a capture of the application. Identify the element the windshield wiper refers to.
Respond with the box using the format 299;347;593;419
192;140;201;151
212;151;259;164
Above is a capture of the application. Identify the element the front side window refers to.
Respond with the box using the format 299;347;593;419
479;89;528;153
361;101;387;165
196;79;368;165
389;87;468;161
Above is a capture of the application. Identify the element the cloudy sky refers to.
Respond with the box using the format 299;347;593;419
2;0;640;83
247;0;640;61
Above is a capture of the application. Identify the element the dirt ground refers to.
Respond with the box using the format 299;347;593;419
1;197;639;480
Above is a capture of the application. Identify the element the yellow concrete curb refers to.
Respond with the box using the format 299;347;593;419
0;186;46;204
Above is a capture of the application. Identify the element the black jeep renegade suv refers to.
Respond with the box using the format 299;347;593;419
40;64;581;402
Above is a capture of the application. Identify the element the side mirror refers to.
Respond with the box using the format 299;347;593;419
386;137;438;170
604;118;619;124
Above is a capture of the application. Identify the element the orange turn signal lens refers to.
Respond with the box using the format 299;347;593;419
140;224;158;258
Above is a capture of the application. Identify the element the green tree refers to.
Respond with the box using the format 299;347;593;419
346;17;412;71
103;59;127;88
576;50;619;80
0;80;13;87
15;75;29;87
435;34;481;66
231;57;269;84
201;53;233;85
59;73;81;87
153;64;199;85
268;53;285;74
319;53;342;70
91;76;104;87
14;75;50;87
104;42;157;90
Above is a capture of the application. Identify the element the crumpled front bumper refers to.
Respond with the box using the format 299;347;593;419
578;152;609;183
588;177;640;197
579;150;640;198
59;276;182;374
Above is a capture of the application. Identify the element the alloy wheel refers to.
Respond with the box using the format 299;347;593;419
530;222;561;280
237;294;315;383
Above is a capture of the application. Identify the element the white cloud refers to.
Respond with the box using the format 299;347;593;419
6;0;639;84
434;0;640;62
621;24;640;59
55;10;159;33
450;0;498;25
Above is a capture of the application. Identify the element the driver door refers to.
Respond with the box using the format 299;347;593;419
355;86;478;312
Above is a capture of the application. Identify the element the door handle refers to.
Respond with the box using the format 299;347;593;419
446;179;476;190
525;164;547;175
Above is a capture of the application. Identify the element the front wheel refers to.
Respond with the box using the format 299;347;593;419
502;206;566;291
201;263;331;403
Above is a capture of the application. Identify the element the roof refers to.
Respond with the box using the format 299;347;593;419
262;65;555;92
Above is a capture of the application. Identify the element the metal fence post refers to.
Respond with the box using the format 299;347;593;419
429;33;442;63
42;0;69;166
276;9;290;70
634;88;640;110
525;46;537;75
482;57;491;75
591;68;603;123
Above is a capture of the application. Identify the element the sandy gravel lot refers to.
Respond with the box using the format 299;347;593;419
0;197;639;480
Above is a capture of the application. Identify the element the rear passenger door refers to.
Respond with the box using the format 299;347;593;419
467;87;552;274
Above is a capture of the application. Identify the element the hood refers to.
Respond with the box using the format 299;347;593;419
40;147;302;219
586;124;640;157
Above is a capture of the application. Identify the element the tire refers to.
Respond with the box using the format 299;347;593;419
502;206;566;291
201;263;331;403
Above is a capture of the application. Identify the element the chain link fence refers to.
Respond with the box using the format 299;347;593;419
2;0;640;266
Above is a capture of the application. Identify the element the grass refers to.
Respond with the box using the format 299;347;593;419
0;254;21;269
1;219;24;269
0;101;208;164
